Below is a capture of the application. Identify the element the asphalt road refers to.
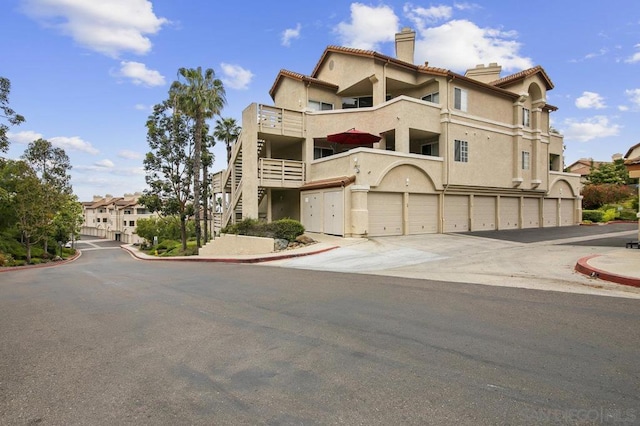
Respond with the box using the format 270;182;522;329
1;242;639;425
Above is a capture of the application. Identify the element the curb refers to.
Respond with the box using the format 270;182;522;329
0;251;81;273
121;244;339;264
575;255;640;288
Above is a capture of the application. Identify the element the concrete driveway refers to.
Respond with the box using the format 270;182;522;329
265;224;640;299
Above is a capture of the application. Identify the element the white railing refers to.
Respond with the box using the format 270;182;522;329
258;159;305;188
258;105;303;136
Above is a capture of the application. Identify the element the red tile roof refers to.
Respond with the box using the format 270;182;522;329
489;65;554;90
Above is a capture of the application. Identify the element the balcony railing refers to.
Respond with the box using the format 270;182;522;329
258;105;303;137
258;159;305;188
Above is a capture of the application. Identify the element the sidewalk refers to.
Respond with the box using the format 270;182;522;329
122;231;640;296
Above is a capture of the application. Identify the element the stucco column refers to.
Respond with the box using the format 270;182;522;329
350;185;370;237
396;124;410;154
242;132;259;220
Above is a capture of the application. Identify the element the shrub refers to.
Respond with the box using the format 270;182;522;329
619;209;638;221
581;184;635;210
582;210;604;223
267;219;305;241
601;208;617;222
222;218;305;242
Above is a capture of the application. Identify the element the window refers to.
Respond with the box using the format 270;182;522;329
129;221;135;227
123;209;132;215
454;88;468;112
522;151;530;170
341;96;373;109
454;140;468;162
421;92;440;103
102;218;107;223
136;208;147;215
549;154;561;171
522;108;530;127
314;147;334;159
123;220;127;226
308;100;333;111
421;142;439;156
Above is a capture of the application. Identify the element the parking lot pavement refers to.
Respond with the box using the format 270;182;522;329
265;225;640;299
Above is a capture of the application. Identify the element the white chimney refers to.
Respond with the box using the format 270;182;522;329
395;27;415;64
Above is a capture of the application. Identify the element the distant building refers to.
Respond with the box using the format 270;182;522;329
566;154;623;183
81;193;155;244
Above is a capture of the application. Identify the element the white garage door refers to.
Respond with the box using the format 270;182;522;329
472;196;496;231
499;197;519;230
408;194;438;234
369;192;403;236
559;198;575;226
444;195;469;232
302;192;322;232
323;190;344;236
543;198;558;227
522;198;540;228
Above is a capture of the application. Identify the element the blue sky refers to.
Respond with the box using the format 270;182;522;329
2;0;639;201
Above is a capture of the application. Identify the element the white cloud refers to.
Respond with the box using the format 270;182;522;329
575;91;606;109
561;116;621;142
134;103;150;111
625;88;640;108
49;136;99;155
335;3;399;50
411;18;532;71
118;149;143;160
282;23;301;47
116;61;165;87
7;130;43;144
404;4;452;26
618;105;630;111
625;44;640;63
21;0;168;58
94;159;115;168
453;2;480;11
220;63;254;90
8;131;98;154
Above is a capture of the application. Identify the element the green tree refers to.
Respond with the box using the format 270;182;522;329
52;195;83;247
21;138;72;193
0;77;25;153
21;138;72;252
169;67;226;252
214;117;241;163
586;158;633;185
3;160;48;263
141;99;194;250
201;133;215;243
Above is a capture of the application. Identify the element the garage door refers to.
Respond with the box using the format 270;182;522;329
472;196;496;231
499;197;519;230
559;198;575;226
369;192;403;236
543;198;558;227
408;194;438;234
444;195;469;232
522;198;540;228
323;190;344;236
302;192;322;232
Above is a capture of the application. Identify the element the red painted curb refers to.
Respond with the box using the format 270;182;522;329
575;255;640;288
122;245;338;264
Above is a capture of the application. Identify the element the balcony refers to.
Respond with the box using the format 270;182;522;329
258;105;303;137
258;159;305;188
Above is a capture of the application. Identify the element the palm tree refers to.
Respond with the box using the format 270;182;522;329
170;67;226;251
214;117;241;164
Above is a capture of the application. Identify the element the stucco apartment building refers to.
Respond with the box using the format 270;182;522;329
81;193;154;244
212;28;581;238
